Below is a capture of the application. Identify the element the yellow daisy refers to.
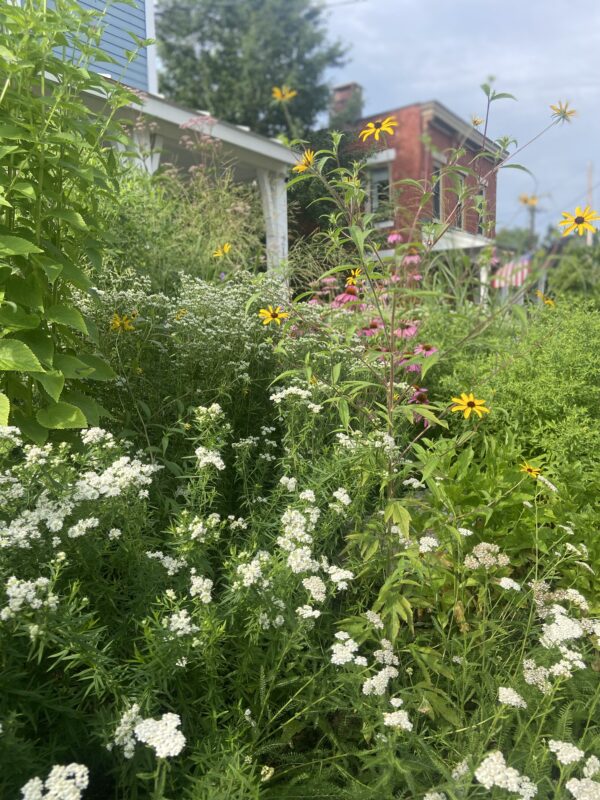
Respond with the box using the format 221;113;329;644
110;312;135;333
345;267;362;286
519;193;538;207
520;462;541;478
559;206;600;237
550;101;576;123
174;308;188;321
213;242;232;258
272;85;297;103
471;115;484;127
535;290;555;308
292;149;315;173
450;392;490;420
258;305;289;326
358;116;398;142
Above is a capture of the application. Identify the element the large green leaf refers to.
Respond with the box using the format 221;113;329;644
0;234;43;256
51;209;88;231
35;370;65;402
0;339;44;372
0;303;41;332
62;389;110;426
77;353;117;381
37;401;87;429
53;353;95;380
0;391;9;425
14;330;54;367
46;304;88;334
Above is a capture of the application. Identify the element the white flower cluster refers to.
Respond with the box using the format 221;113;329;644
234;551;271;589
146;550;187;576
134;712;186;758
335;429;397;457
363;665;398;696
279;476;297;492
464;541;510;571
457;527;474;537
270;386;318;410
190;573;213;604
549;740;585;765
194;446;225;471
277;505;320;574
419;535;439;554
67;517;99;539
74;456;159;501
365;610;384;629
162;609;199;638
0;425;22;447
566;778;600;799
382;697;412;732
403;477;425;490
498;577;522;591
322;560;354;590
296;604;321;619
474;751;537;799
0;576;58;621
330;631;365;666
20;763;89;800
423;793;446;800
80;427;116;448
329;487;351;514
109;704;141;758
0;471;25;503
194;403;223;422
539;604;587;649
1;492;74;550
498;687;527;709
302;576;327;603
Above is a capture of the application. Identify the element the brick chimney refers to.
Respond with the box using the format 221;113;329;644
329;82;363;127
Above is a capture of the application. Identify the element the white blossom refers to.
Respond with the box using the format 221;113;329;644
21;763;89;800
383;709;413;731
498;577;522;591
296;604;321;619
162;609;199;637
566;778;600;799
190;573;213;603
548;740;585;765
498;687;527;709
110;704;142;759
474;751;537;799
302;576;327;603
194;446;225;471
134;712;186;758
362;665;398;696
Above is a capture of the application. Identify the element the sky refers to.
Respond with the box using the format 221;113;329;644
324;0;600;236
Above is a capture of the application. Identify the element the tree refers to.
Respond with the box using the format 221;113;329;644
156;0;346;137
495;226;538;254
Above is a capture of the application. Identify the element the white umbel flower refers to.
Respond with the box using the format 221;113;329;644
498;687;527;709
134;713;186;758
548;740;585;765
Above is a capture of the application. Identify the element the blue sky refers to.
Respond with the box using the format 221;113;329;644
324;0;600;236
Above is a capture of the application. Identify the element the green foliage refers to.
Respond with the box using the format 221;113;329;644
156;0;345;137
548;242;600;299
0;0;135;438
99;154;265;291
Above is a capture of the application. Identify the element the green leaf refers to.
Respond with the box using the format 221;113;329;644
0;235;43;256
61;390;110;426
0;303;41;332
36;401;87;429
35;370;65;402
76;353;117;381
46;304;88;334
53;353;95;380
384;501;411;536
12;409;48;445
15;331;54;367
51;209;88;231
0;391;9;425
0;339;44;372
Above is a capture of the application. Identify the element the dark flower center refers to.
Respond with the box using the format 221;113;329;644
467;401;475;407
575;216;585;225
374;121;382;129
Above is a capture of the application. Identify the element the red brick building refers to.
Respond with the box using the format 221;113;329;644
332;83;502;252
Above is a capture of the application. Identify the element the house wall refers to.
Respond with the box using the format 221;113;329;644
77;0;155;92
355;104;498;238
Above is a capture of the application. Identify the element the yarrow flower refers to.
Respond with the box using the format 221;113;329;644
292;149;315;173
20;763;89;800
451;392;490;419
258;305;289;325
134;712;186;758
195;446;225;471
559;206;600;237
465;541;510;571
359;116;398;142
548;740;585;766
498;687;527;709
475;751;537;799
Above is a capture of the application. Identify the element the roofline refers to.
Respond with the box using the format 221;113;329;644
137;92;296;168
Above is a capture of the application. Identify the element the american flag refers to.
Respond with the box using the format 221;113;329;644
491;256;531;289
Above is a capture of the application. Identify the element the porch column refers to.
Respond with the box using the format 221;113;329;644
131;128;162;175
257;168;288;272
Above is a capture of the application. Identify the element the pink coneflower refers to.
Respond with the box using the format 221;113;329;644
332;284;361;308
358;317;385;337
320;276;339;286
394;320;419;339
414;343;438;357
398;352;421;373
308;297;322;306
408;385;430;427
403;254;421;266
408;273;423;283
387;232;403;245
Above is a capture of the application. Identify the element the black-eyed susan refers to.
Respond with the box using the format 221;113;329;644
550;101;576;123
519;193;539;207
258;305;289;326
520;462;541;479
559;206;600;237
110;312;135;333
358;116;398;142
345;267;362;286
213;242;232;258
174;308;188;321
292;149;315;173
272;85;297;103
535;290;555;308
471;115;484;127
450;392;490;420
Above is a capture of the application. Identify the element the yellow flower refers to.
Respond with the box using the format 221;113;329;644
519;193;538;207
110;312;135;333
358;116;398;142
272;85;297;103
559;205;600;237
535;290;555;307
292;149;315;173
213;242;232;258
471;115;484;127
258;305;289;325
550;100;576;123
450;392;490;420
520;462;541;478
174;308;188;321
345;267;362;286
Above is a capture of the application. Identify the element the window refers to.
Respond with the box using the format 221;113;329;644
368;166;390;212
432;165;443;221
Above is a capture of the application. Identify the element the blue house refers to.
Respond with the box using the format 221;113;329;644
81;0;294;270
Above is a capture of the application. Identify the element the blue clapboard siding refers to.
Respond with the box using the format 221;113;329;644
78;0;150;91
